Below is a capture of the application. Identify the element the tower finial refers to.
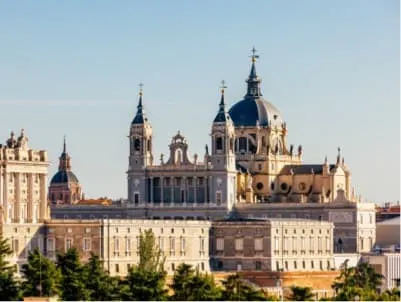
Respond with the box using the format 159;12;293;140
139;83;143;96
220;80;227;95
250;46;259;63
63;135;66;153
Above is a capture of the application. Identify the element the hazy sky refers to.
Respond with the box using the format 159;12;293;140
0;0;399;203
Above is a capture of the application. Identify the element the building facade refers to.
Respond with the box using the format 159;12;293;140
102;219;211;276
210;218;335;272
0;130;50;272
48;137;82;204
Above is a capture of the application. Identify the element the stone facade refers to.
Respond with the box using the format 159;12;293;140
102;219;211;276
210;218;334;272
44;219;102;262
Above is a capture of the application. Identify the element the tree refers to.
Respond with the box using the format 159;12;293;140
379;287;400;301
170;263;222;301
0;235;20;300
170;263;195;300
222;273;267;301
332;260;383;301
21;248;61;297
287;286;314;301
83;253;120;301
121;229;168;301
57;248;91;301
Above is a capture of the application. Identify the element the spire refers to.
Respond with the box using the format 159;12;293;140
245;47;262;98
63;135;67;154
324;155;328;165
59;136;71;171
213;80;230;123
131;83;147;125
219;80;227;107
336;147;341;165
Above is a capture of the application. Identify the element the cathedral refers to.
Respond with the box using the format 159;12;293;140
127;50;354;210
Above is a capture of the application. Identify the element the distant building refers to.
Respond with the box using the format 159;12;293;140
376;203;400;222
0;130;50;272
375;216;400;249
48;137;82;205
210;218;335;272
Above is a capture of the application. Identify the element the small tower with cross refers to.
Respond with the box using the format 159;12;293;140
210;81;237;208
128;83;153;204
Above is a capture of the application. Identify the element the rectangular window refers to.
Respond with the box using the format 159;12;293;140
216;238;224;251
200;237;205;252
170;237;175;256
255;261;262;270
83;238;91;251
66;238;72;251
254;238;263;251
276;261;280;271
114;238;119;252
326;237;331;251
216;191;222;204
235;238;243;251
134;193;139;204
47;238;55;252
158;237;164;251
115;264;119;273
180;237;186;252
126;238;131;252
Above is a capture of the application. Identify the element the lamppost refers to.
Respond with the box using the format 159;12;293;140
275;277;283;302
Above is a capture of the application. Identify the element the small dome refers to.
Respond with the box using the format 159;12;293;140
228;97;283;127
50;170;79;184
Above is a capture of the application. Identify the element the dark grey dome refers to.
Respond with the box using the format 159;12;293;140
228;97;283;127
50;170;79;184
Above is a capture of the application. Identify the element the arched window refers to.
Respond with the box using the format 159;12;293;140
229;138;234;152
134;138;141;151
147;139;151;152
216;137;223;151
262;136;266;147
238;137;247;152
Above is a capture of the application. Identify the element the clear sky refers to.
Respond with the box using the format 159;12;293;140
0;0;399;203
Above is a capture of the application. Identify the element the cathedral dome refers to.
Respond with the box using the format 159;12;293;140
228;48;283;127
228;97;283;127
50;170;79;184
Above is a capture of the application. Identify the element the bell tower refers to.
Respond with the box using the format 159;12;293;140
210;81;237;208
127;84;153;204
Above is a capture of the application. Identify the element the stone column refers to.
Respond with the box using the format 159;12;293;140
39;173;48;221
28;173;34;223
3;171;8;223
150;177;154;204
161;176;164;207
194;176;197;204
204;176;207;204
171;177;174;204
183;176;187;205
15;173;20;223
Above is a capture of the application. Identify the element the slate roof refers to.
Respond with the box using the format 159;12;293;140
279;164;337;175
50;170;79;184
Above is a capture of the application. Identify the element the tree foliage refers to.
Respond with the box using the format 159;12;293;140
83;253;120;301
121;229;168;301
21;248;61;298
222;273;267;301
0;235;20;301
57;248;91;301
332;260;384;301
287;285;314;301
170;263;222;301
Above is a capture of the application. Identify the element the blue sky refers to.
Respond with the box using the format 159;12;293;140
0;0;399;203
